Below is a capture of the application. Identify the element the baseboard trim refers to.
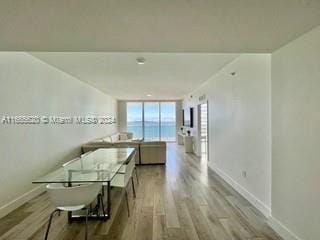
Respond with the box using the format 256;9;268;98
268;216;301;240
210;164;271;217
0;184;45;219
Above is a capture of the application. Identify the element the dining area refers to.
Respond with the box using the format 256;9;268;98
32;147;138;240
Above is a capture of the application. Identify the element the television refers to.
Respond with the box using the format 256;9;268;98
183;107;193;128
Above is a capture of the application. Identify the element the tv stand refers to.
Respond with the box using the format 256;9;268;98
177;132;185;145
184;135;193;153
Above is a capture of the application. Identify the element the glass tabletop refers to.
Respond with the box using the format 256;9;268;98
32;148;136;184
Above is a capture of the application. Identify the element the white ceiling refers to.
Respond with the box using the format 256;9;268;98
0;0;320;52
3;1;320;100
30;52;238;100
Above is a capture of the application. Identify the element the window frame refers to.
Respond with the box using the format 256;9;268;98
126;101;176;142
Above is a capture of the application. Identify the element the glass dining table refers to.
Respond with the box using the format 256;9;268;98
32;147;136;222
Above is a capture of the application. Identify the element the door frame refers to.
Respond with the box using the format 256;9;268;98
197;101;209;161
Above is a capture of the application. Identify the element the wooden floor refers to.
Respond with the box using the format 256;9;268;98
0;143;281;240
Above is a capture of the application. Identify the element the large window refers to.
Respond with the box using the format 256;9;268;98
127;102;143;139
160;102;176;141
144;102;160;140
126;102;176;141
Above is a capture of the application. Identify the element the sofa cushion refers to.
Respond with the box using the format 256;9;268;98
110;134;120;142
117;139;132;143
90;138;104;143
103;136;112;142
119;133;128;141
125;132;133;139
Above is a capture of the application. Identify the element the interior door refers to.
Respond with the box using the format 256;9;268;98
199;102;208;161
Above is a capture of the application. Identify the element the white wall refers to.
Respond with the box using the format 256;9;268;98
175;100;183;140
0;52;117;218
269;26;320;240
183;54;272;216
118;100;127;133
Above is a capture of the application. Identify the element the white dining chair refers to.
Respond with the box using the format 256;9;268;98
62;151;92;170
62;155;103;217
103;153;137;217
45;183;102;240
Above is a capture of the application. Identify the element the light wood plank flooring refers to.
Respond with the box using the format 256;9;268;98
0;143;281;240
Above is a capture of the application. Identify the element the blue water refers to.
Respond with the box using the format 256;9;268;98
128;121;176;141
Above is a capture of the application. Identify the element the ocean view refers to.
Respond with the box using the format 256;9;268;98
128;121;176;141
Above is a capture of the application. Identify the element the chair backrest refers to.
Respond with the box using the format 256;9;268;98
62;157;81;167
127;152;136;176
80;151;92;158
46;183;101;208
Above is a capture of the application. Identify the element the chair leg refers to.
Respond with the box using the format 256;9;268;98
95;196;100;217
101;185;105;197
131;177;136;198
125;190;130;217
135;168;139;185
85;208;88;240
99;194;106;218
44;209;59;240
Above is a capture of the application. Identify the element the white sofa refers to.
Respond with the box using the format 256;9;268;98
81;132;166;165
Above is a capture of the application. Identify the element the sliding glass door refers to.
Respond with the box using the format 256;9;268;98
144;102;160;140
126;102;176;141
160;102;176;141
127;102;143;138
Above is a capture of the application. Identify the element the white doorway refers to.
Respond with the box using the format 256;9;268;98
198;102;208;161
